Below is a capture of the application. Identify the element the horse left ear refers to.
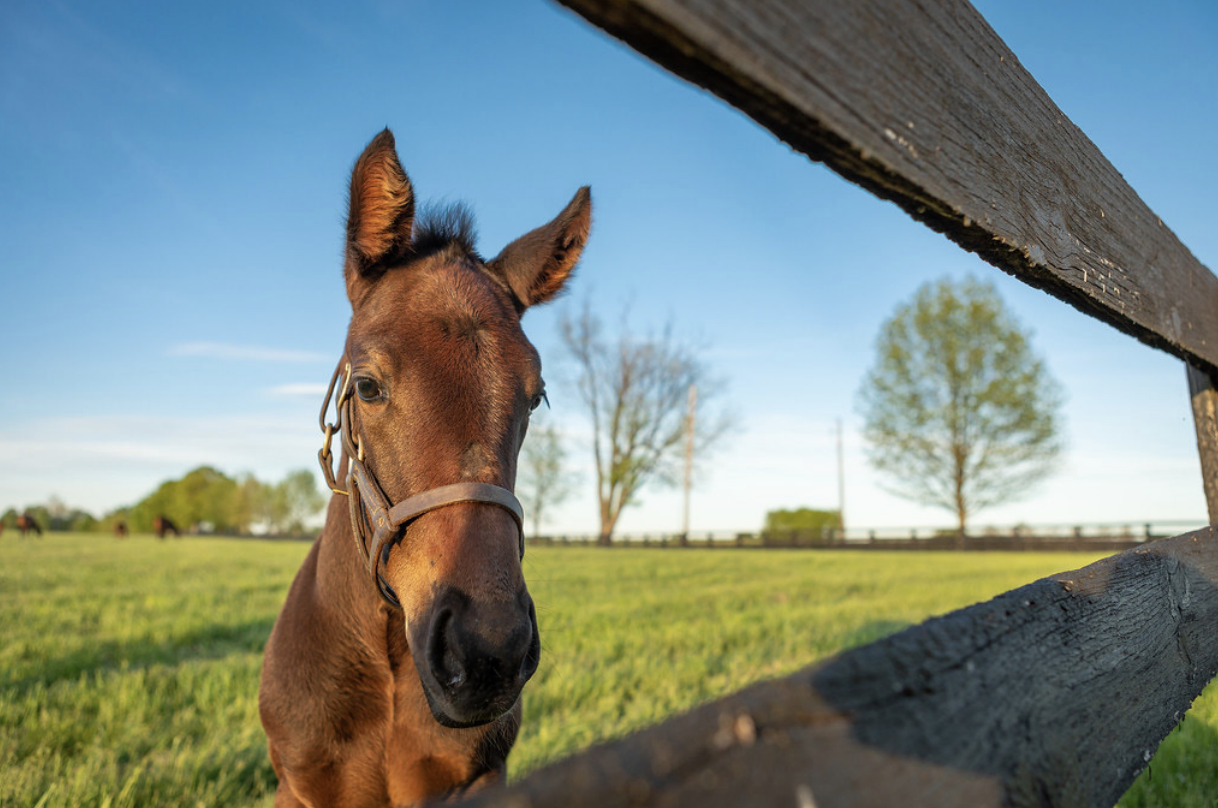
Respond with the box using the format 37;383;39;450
488;187;591;312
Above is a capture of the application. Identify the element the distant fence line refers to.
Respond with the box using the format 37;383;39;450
526;520;1209;552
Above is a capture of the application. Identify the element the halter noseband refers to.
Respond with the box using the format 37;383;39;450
318;361;525;607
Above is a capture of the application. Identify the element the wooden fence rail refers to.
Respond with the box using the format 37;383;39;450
554;0;1218;378
465;528;1218;808
458;0;1218;804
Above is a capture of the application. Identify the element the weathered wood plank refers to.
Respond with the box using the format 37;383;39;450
552;0;1218;376
462;528;1218;808
1187;364;1218;523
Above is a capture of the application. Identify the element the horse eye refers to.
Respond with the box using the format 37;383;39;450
354;378;385;402
530;390;549;412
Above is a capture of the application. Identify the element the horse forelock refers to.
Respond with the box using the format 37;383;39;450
412;201;480;261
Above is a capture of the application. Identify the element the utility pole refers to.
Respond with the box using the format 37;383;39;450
836;418;845;535
682;383;697;543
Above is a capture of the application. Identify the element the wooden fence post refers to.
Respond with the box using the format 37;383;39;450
1187;362;1218;524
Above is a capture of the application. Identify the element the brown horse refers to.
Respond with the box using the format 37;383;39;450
16;514;42;537
258;129;590;807
113;521;129;539
153;516;179;539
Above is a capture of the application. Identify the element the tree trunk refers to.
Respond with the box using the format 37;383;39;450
954;455;967;549
598;486;623;546
955;498;967;550
598;509;617;546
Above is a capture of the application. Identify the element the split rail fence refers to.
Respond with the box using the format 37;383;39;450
462;1;1218;805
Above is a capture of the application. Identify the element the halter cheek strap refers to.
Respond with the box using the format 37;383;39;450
320;360;526;608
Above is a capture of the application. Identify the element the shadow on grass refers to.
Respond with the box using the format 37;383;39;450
3;616;276;694
843;620;913;649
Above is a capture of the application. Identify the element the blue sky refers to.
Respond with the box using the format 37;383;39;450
1;0;1216;534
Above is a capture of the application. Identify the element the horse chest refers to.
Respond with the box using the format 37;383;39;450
381;677;484;805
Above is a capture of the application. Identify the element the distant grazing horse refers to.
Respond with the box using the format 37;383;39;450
16;515;42;537
113;521;129;539
259;129;590;807
153;516;179;539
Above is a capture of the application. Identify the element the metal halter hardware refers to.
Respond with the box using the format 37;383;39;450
318;361;525;607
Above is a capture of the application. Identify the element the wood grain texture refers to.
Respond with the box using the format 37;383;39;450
1187;364;1218;523
553;0;1218;375
462;529;1218;807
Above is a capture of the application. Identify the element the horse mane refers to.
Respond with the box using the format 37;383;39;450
413;201;479;260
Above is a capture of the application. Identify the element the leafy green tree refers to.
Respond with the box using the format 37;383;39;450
128;466;241;533
235;474;271;533
120;467;323;537
518;421;575;538
177;467;240;531
273;469;325;535
857;277;1063;537
68;510;98;532
129;481;173;532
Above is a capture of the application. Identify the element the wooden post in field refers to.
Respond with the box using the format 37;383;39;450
836;418;845;538
681;383;697;543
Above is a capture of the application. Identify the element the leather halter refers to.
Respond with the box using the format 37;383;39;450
318;361;525;607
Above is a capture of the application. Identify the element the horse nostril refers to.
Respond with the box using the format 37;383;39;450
428;607;467;693
443;644;465;689
519;599;541;683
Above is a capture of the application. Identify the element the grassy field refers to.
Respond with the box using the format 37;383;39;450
1;533;1214;807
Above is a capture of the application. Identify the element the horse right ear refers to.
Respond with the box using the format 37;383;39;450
344;129;415;304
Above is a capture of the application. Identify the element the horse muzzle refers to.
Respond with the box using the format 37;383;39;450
412;585;541;729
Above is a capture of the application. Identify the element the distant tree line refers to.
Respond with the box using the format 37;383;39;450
2;466;326;537
1;495;98;533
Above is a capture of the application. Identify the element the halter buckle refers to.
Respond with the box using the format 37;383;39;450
318;362;353;496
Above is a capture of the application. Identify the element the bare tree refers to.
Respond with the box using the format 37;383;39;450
559;304;732;544
518;421;575;538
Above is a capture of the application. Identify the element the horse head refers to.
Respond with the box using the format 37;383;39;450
337;129;589;728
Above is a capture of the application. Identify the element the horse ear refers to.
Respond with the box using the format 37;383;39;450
488;187;591;312
345;128;415;303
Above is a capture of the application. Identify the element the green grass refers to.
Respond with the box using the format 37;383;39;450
1;534;1214;806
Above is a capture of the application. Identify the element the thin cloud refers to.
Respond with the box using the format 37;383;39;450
0;413;320;512
168;341;329;363
265;383;329;398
